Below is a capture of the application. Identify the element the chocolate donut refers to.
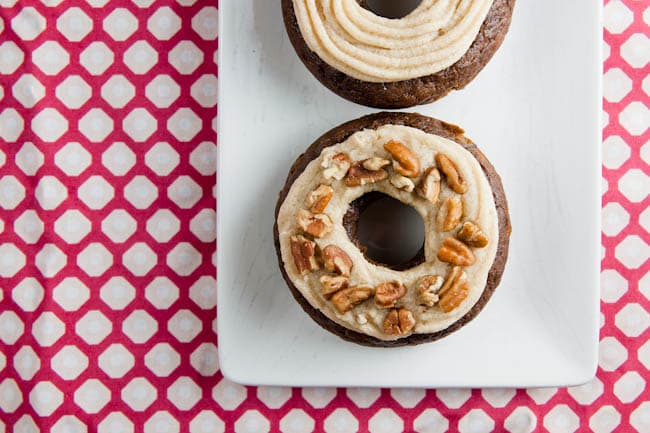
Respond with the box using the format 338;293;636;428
274;112;511;346
282;0;515;108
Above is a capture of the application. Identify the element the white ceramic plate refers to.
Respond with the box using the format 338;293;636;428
217;0;601;388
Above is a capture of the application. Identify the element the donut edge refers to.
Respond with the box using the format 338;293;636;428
273;112;512;347
281;0;516;109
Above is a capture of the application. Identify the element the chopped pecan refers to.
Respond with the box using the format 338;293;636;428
390;174;415;192
416;275;443;307
435;153;467;194
457;221;489;248
296;209;333;238
439;266;464;296
362;157;390;171
306;184;334;213
439;282;469;313
344;161;388;187
436;196;463;232
290;235;319;275
384;140;420;178
320;275;349;299
374;281;407;308
437;237;476;266
322;152;351;180
322;245;353;276
417;167;441;204
383;308;416;335
438;267;469;313
331;286;373;313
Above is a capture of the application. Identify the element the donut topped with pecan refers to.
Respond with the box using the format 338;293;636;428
274;112;511;346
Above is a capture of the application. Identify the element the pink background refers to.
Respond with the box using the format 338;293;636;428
0;0;648;432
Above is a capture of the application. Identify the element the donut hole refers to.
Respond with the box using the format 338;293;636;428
345;192;425;270
364;0;422;19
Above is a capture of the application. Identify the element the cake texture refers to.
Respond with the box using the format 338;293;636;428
274;112;511;347
282;0;516;108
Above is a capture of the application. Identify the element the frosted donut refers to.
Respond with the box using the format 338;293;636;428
274;112;511;346
282;0;515;108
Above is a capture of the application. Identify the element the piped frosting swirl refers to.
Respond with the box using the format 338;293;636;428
292;0;495;82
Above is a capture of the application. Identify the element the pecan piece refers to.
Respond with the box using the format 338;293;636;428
320;275;349;299
383;308;416;335
374;281;407;308
457;221;489;248
296;209;333;238
290;235;319;275
390;174;415;192
416;275;443;307
437;237;476;266
439;266;464;295
322;152;351;180
331;286;373;313
322;245;353;276
362;157;390;171
344;161;388;187
438;266;469;313
384;140;420;178
417;167;441;204
306;184;334;213
435;153;467;194
436;196;463;232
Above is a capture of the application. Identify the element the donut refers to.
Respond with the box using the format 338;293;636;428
282;0;516;108
273;112;511;347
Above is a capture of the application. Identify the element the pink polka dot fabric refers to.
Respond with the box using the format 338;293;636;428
0;0;647;432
